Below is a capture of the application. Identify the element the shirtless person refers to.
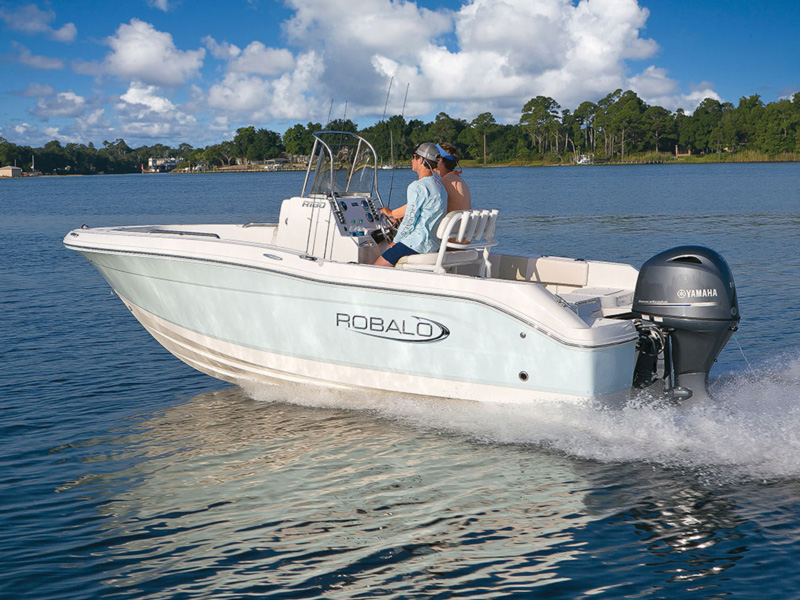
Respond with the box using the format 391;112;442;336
435;142;471;212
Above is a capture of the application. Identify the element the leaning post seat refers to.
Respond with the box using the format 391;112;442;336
396;209;499;275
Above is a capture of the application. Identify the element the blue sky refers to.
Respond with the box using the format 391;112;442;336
0;0;797;148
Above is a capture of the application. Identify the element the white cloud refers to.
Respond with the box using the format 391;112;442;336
206;50;324;122
18;83;55;97
284;0;451;53
42;126;63;139
455;0;570;72
76;108;109;130
680;83;723;113
203;37;296;75
115;80;197;139
203;36;241;60
207;73;273;113
628;66;678;98
102;19;205;87
13;42;64;70
266;51;326;119
51;22;77;42
65;108;113;142
208;115;233;140
281;0;451;112
31;90;88;120
408;0;662;115
119;81;177;115
267;0;672;123
3;121;75;145
0;3;76;41
14;122;33;136
147;0;173;12
628;66;720;112
229;42;295;76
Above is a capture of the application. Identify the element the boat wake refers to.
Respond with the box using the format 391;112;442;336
242;352;800;483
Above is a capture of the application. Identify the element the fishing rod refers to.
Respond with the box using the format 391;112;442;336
381;76;393;123
387;82;409;208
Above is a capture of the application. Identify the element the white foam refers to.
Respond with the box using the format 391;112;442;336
241;353;800;483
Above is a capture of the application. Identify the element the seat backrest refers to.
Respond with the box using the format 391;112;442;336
437;209;499;247
396;209;499;274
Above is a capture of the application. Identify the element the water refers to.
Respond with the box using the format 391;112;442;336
2;163;800;599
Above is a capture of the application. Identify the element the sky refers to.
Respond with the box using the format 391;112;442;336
0;0;797;148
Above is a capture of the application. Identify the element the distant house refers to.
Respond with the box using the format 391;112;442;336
143;157;179;173
0;166;23;178
263;158;289;171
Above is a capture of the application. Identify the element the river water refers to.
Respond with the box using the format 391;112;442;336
2;163;800;599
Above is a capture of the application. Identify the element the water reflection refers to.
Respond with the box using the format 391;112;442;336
582;468;748;589
56;382;800;598
81;387;605;597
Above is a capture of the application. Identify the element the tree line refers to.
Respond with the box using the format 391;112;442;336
2;89;799;175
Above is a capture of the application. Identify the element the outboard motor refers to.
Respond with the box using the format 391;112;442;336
631;246;739;402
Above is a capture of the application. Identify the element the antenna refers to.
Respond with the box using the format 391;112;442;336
381;76;394;123
387;82;410;207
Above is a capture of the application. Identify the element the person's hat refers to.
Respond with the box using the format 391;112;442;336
414;142;440;163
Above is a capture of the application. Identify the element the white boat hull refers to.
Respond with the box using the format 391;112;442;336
69;231;638;405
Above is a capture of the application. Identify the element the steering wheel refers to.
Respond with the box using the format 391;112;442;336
379;210;398;238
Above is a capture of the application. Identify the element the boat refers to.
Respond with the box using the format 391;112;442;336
64;131;740;406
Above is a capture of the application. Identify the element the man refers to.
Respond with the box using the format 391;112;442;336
435;142;471;212
374;143;447;267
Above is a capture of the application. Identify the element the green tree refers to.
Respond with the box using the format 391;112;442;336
520;96;561;154
757;98;797;154
188;147;204;171
642;106;674;153
734;94;765;150
595;89;622;157
178;143;193;161
360;117;404;164
481;124;529;162
610;90;646;160
688;98;725;153
326;118;358;133
710;102;737;153
560;109;579;158
573;101;597;152
218;141;237;166
427;112;467;145
470;112;497;165
233;126;257;164
252;128;284;160
203;144;223;167
98;139;136;173
283;122;322;156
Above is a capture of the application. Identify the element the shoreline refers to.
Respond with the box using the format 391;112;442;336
4;154;797;179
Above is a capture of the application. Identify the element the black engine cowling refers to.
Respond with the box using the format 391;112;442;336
632;246;740;400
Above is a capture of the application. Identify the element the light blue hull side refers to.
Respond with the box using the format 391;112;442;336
83;251;637;401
